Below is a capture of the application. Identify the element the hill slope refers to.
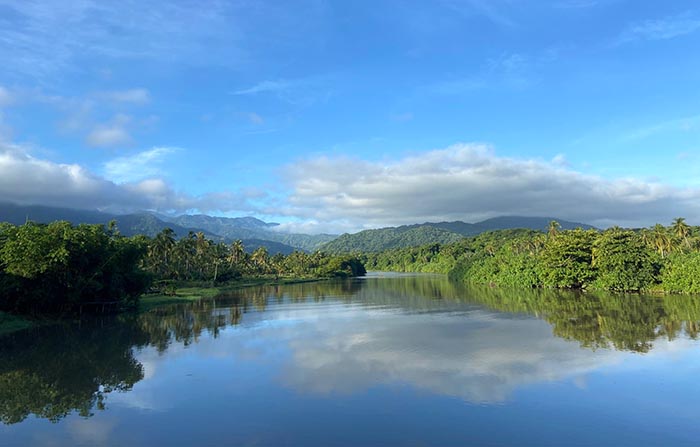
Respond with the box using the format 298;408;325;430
321;216;596;253
0;203;298;255
321;226;464;253
161;214;335;251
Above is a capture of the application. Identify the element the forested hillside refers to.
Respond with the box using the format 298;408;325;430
322;226;464;253
364;219;700;294
0;222;365;316
0;203;302;254
322;217;594;253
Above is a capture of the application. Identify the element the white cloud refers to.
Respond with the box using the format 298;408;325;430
554;0;600;9
622;115;700;141
0;86;15;106
279;143;700;231
103;146;178;183
96;88;151;105
247;112;264;125
619;11;700;43
0;142;259;214
85;114;132;148
232;80;292;96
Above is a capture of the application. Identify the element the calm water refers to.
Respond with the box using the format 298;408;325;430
2;273;700;446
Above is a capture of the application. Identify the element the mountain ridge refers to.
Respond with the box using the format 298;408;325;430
0;202;597;255
320;216;597;253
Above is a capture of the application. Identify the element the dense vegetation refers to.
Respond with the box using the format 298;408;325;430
0;221;365;317
322;226;464;253
0;202;332;253
365;219;700;293
0;221;150;315
321;216;594;253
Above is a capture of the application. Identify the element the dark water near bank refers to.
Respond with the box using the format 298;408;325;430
2;273;700;446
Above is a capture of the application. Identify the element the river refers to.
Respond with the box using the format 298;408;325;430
2;272;699;446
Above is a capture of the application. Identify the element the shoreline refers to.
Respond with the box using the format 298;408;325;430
0;276;328;337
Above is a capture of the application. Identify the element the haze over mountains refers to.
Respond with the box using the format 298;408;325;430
0;202;596;254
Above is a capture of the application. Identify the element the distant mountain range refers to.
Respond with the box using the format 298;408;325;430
0;202;596;254
0;203;302;255
320;216;597;253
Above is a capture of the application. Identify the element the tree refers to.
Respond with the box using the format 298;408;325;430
148;228;176;277
592;228;656;291
228;240;245;269
548;220;561;239
251;247;270;274
539;229;597;289
671;217;691;249
650;224;672;257
0;222;150;315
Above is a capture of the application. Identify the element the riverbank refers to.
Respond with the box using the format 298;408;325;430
0;276;327;336
139;276;325;312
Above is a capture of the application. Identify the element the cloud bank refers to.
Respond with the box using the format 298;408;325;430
0;142;259;214
1;141;697;232
280;143;700;231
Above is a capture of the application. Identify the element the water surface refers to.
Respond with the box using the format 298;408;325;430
2;273;700;446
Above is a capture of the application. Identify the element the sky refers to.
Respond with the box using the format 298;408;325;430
0;0;699;233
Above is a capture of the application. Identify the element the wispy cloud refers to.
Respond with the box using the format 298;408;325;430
95;88;151;105
618;11;700;43
231;76;334;108
247;112;264;125
429;51;540;94
232;80;293;96
0;86;15;107
103;146;178;183
554;0;600;9
440;0;516;28
621;115;700;141
85;114;133;148
0;1;249;79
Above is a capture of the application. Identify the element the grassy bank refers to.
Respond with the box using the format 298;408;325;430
138;276;325;312
0;276;325;336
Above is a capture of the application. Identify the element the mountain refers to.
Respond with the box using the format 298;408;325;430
321;226;465;253
0;203;298;255
471;216;597;233
321;216;597;253
161;213;335;251
0;203;596;255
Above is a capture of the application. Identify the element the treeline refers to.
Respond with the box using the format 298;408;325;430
364;219;700;293
0;221;365;316
363;229;539;274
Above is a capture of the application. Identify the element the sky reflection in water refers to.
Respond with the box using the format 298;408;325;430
2;274;700;446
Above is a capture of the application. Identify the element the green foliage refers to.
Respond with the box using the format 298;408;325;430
322;225;464;253
538;229;597;288
661;252;700;294
140;230;367;287
592;228;657;291
0;221;151;315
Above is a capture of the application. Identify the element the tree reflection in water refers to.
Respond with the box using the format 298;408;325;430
2;276;699;424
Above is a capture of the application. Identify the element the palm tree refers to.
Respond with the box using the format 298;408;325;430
671;217;691;249
228;240;245;269
548;220;561;238
149;228;176;276
651;224;672;257
251;246;270;274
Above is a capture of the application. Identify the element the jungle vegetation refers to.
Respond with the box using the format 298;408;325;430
0;221;365;317
363;219;700;293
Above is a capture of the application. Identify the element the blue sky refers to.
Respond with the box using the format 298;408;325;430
0;0;699;232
